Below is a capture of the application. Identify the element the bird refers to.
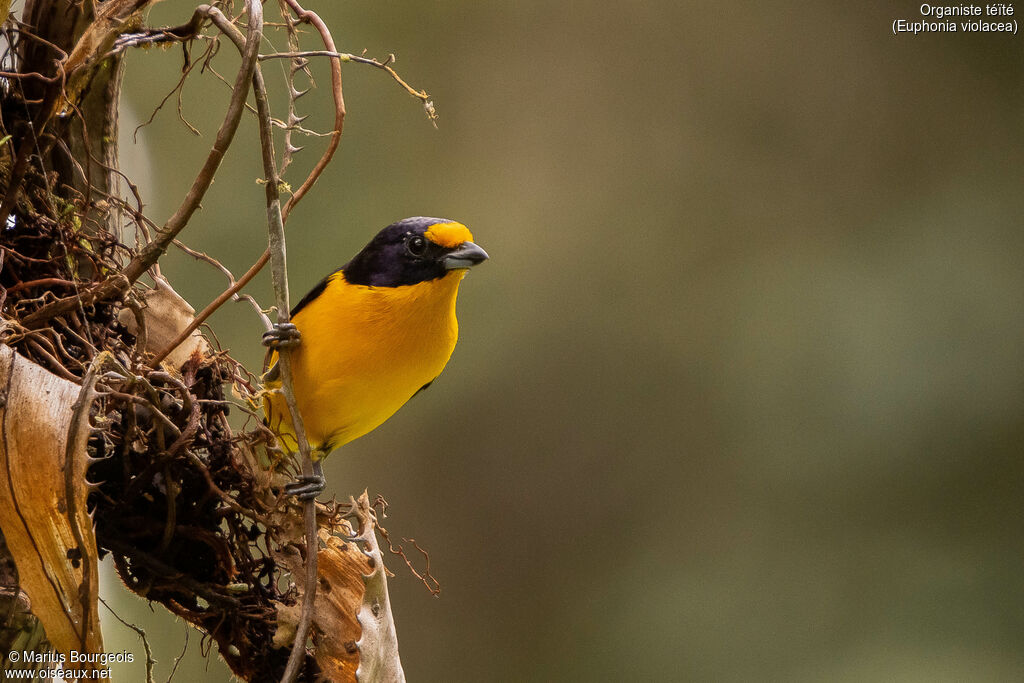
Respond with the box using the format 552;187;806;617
261;216;488;499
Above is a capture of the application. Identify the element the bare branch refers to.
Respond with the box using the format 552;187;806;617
111;9;207;53
278;0;346;219
275;0;309;176
259;50;437;125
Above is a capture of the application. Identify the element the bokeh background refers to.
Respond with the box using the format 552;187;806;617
101;1;1024;680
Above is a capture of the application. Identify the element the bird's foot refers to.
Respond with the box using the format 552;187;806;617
262;322;302;350
285;473;325;501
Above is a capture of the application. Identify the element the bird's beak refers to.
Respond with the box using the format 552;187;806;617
443;241;489;270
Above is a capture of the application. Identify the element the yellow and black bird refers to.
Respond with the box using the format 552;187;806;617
262;216;488;498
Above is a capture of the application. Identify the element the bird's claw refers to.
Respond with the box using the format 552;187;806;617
285;473;325;501
262;322;302;350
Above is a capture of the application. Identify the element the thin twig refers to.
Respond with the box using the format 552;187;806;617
166;627;189;683
172;239;236;284
259;49;436;125
376;528;441;596
99;597;157;683
132;38;212;141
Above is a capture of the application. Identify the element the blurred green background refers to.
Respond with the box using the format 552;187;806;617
101;1;1024;681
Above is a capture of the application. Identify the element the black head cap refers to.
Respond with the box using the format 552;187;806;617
341;217;486;287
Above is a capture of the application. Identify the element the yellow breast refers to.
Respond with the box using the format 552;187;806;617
265;270;466;454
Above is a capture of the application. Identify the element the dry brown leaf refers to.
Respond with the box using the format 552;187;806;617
314;531;370;681
270;491;408;682
117;276;209;370
0;344;103;661
272;507;368;682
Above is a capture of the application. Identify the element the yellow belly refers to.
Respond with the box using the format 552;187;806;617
264;270;465;454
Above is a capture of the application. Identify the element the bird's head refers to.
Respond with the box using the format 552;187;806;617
342;217;488;287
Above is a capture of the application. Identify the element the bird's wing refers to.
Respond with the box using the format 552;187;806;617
263;355;280;384
412;379;435;398
290;267;342;317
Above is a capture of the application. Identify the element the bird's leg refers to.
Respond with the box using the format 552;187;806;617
285;459;325;501
264;321;316;498
262;321;302;349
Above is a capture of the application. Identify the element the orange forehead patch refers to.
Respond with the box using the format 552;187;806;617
425;221;473;248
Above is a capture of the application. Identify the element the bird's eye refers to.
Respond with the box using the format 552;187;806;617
406;235;428;257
